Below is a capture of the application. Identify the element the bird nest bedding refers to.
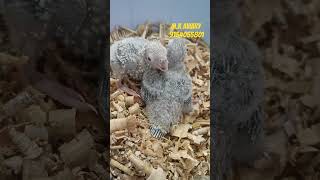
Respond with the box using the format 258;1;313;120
232;0;320;179
109;23;210;179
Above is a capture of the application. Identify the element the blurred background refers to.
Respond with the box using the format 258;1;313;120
110;0;210;44
238;0;320;179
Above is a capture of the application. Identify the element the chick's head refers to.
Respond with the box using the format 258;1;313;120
145;41;168;71
167;38;191;69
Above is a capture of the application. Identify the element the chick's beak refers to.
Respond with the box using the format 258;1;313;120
158;61;168;71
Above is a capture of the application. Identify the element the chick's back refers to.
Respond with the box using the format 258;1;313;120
110;37;148;80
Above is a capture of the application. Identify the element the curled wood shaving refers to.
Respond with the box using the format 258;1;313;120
171;124;192;138
119;26;138;35
33;78;97;114
141;22;150;39
187;133;206;144
48;108;76;141
192;127;210;136
2;156;23;174
53;168;75;180
24;125;48;141
22;159;48;180
0;53;28;66
110;90;122;100
110;116;138;133
58;130;94;168
297;124;320;146
128;103;140;115
159;23;165;45
127;151;154;176
0;87;45;122
9;128;43;159
110;158;134;176
21;105;47;126
147;167;167;180
125;96;135;106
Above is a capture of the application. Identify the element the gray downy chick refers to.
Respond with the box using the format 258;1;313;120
146;70;193;138
212;0;265;178
141;38;192;104
166;38;193;115
110;37;168;96
141;38;193;138
213;35;264;128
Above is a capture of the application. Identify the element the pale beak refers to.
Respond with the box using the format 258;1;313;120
158;61;168;71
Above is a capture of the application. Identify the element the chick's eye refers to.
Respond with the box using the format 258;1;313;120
148;57;151;61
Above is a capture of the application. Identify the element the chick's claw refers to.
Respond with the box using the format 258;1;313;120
150;127;166;139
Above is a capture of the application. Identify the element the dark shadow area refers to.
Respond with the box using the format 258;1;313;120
0;0;110;179
212;0;320;179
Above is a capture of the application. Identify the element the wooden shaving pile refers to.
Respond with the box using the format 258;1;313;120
234;0;320;179
0;21;108;180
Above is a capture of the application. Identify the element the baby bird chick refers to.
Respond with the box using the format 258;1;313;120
110;37;168;97
212;0;265;178
141;38;192;103
141;38;193;138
